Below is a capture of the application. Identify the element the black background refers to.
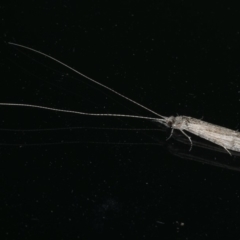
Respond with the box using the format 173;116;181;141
2;1;240;239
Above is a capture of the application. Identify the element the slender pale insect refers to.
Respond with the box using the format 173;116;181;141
1;42;239;155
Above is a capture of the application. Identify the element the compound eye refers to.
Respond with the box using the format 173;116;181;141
167;121;172;127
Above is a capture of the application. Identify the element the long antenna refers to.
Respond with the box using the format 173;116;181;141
8;42;166;120
0;103;166;123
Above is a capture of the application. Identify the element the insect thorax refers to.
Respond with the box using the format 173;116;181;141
165;116;187;130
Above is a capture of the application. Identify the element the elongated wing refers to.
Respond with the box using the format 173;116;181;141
184;117;240;152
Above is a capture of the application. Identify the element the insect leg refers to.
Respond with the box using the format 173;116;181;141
222;147;232;156
166;128;174;141
180;130;192;151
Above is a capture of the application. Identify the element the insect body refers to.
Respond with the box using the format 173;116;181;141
159;116;239;155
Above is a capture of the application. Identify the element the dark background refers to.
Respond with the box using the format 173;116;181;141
1;1;240;239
